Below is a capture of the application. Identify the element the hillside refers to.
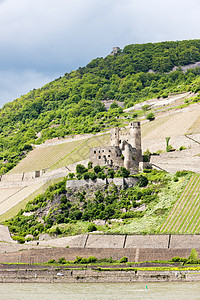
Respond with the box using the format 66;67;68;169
4;169;192;241
1;39;200;175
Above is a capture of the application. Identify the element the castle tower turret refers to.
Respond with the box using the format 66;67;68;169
110;127;120;147
129;122;142;161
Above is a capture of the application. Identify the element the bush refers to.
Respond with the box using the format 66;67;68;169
87;256;97;263
142;104;150;111
175;170;188;177
179;146;186;151
12;236;25;244
171;256;187;263
68;173;75;179
48;259;56;264
94;165;101;174
132;112;138;118
88;161;93;170
146;113;155;121
83;172;90;180
74;256;82;264
87;223;97;232
120;256;128;263
143;155;150;162
187;248;198;263
97;171;106;179
58;257;67;264
76;164;87;174
89;172;97;180
137;175;148;187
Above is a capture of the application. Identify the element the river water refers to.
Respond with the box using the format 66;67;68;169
0;282;200;300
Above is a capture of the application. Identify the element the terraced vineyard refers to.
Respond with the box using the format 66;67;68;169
9;133;109;173
160;173;200;234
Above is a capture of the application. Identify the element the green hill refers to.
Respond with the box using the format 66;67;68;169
1;39;200;175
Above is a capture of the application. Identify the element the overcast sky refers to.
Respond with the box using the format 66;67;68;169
0;0;200;107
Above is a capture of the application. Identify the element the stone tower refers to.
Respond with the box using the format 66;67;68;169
128;122;142;161
110;127;120;147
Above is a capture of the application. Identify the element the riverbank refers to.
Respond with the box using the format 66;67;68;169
0;264;200;283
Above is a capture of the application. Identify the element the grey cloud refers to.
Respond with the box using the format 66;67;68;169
0;0;200;106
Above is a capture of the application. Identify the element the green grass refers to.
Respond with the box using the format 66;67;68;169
160;174;200;234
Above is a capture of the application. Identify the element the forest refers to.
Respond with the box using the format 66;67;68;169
1;39;200;174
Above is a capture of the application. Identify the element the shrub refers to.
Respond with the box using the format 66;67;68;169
88;161;93;170
76;164;87;174
68;173;75;179
187;248;198;263
12;236;25;244
146;113;155;121
175;170;188;177
179;146;186;151
87;223;97;232
58;257;67;264
107;169;115;178
88;172;97;180
97;171;106;179
137;175;148;187
83;172;90;180
120;256;128;263
74;256;83;264
171;256;187;263
87;256;97;263
143;155;150;162
94;165;101;174
142;104;150;111
48;259;56;264
132;112;138;118
110;101;119;109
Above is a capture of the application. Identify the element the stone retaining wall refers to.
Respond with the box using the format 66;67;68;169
0;247;198;264
0;266;193;283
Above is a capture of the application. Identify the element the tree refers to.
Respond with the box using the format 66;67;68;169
110;101;119;109
146;113;155;121
76;164;87;174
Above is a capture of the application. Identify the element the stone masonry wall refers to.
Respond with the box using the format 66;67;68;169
0;247;198;264
66;177;138;189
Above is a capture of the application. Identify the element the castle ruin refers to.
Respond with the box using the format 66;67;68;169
89;122;142;174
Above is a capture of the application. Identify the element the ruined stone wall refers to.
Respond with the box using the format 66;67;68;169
66;177;138;189
89;146;124;168
89;122;142;173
